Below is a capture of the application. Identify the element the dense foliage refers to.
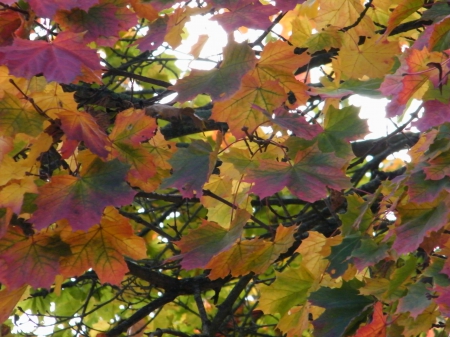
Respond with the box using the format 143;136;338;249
0;0;450;336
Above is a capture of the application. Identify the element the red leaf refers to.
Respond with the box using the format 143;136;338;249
212;2;280;31
27;0;99;18
0;32;102;83
245;145;351;202
0;9;22;46
55;1;137;45
136;17;168;51
30;158;136;231
393;199;450;254
58;110;110;158
414;100;450;131
0;227;70;289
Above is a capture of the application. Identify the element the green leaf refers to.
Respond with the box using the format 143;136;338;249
310;281;374;337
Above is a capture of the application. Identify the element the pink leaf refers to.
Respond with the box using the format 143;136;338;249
27;0;99;19
0;32;102;83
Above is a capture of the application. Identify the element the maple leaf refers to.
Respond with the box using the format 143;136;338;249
60;207;147;285
109;108;157;145
173;210;249;270
315;0;375;36
0;285;27;324
29;82;78;119
245;144;351;202
0;9;23;46
169;40;256;102
258;264;314;316
406;170;450;203
0;32;102;83
353;302;386;337
334;33;399;79
30;158;136;231
58;109;110;158
135;17;168;51
0;176;38;214
212;2;280;31
205;225;296;279
393;197;450;255
249;40;310;107
414;100;450;131
396;282;432;319
211;74;286;138
160;140;217;198
0;227;70;289
0;92;46;137
0;156;29;186
54;1;137;46
382;0;424;38
129;0;159;22
310;281;374;337
269;106;323;140
318;105;369;158
27;0;99;18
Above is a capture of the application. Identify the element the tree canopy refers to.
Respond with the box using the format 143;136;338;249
0;0;450;336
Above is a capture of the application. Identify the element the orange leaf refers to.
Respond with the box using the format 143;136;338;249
0;227;70;289
206;225;296;279
211;74;286;138
60;207;147;285
0;285;28;324
109;108;157;145
353;302;386;337
250;40;310;107
58;110;111;158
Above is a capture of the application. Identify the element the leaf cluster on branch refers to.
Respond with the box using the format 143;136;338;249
1;0;450;337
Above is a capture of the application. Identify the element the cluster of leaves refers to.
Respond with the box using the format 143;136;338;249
1;0;450;336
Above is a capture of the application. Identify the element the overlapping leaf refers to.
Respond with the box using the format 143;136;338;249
30;158;136;231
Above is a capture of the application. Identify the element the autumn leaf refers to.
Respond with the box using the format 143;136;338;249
26;0;99;18
161;140;217;198
212;1;280;31
0;227;70;289
0;285;27;324
58;109;110;158
382;0;424;38
170;40;256;102
0;176;38;214
0;92;46;137
110;108;157;145
258;264;314;316
29;82;78;119
249;40;310;107
393;197;450;255
0;31;102;83
30;158;136;231
173;210;249;270
60;207;147;285
54;0;137;46
211;74;286;138
333;33;399;79
245;144;351;202
353;302;386;337
206;225;296;279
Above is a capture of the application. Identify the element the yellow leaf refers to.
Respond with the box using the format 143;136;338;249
333;33;399;79
0;176;38;214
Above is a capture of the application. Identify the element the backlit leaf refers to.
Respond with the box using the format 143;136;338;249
30;158;135;231
170;40;256;102
0;32;102;83
245;144;351;202
58;110;110;158
60;207;147;285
